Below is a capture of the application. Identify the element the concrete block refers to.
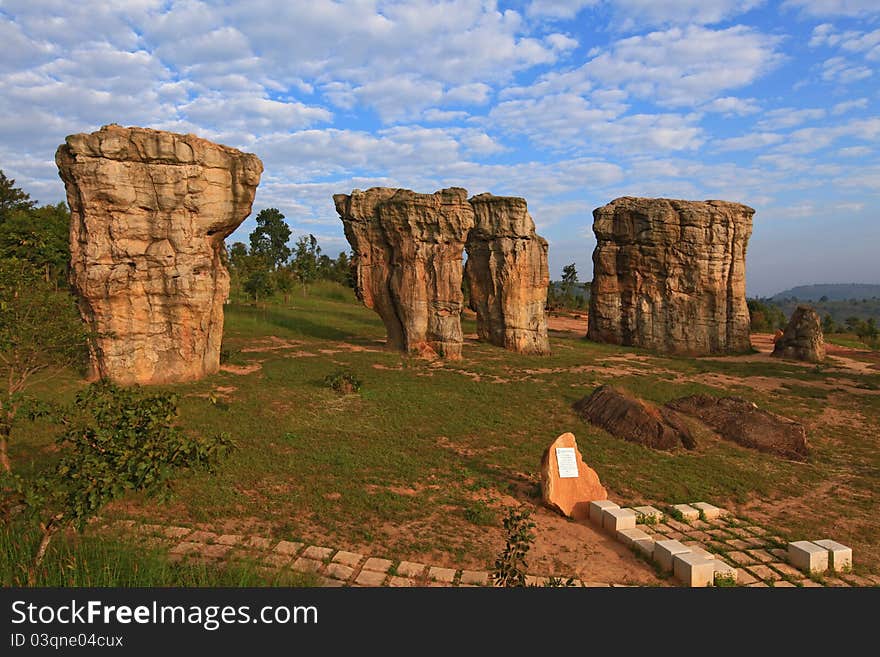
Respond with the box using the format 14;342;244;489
674;552;716;587
788;541;829;574
713;561;738;585
654;539;692;572
672;504;700;521
813;539;852;572
602;507;637;532
616;527;652;548
589;500;619;525
633;505;664;524
691;502;723;520
633;538;655;558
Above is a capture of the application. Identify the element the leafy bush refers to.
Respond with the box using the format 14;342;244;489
492;506;536;587
323;370;362;394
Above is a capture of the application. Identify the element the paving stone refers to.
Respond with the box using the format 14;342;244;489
396;561;428;578
742;536;769;548
748;582;769;587
727;527;752;538
355;569;387;586
672;504;700;521
137;523;165;535
666;531;687;541
838;574;873;587
163;526;192;539
666;519;692;533
747;564;782;581
866;575;880;586
725;551;756;567
320;578;346;587
589;500;619;525
652;523;673;534
747;549;774;563
788;541;828;575
654;540;692;573
685;530;713;542
735;569;758;585
302;545;333;561
769;562;802;578
813;539;852;572
799;579;824;587
244;536;274;550
325;563;355;581
274;540;304;556
362;557;393;573
187;530;218;543
773;580;796;587
216;534;243;546
823;577;851;587
169;541;201;555
769;548;787;560
331;550;363;567
708;541;730;554
674;553;716;587
726;539;752;550
387;576;416;587
199;544;231;558
428;581;450;587
690;502;723;520
428;567;457;583
264;554;292;568
460;570;490;586
744;525;768;536
633;505;664;524
602;507;637;532
292;557;324;574
690;519;712;530
707;529;734;539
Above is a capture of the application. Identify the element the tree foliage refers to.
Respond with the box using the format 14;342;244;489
0;170;36;224
249;208;291;269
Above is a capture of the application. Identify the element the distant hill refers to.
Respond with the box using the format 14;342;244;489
770;283;880;302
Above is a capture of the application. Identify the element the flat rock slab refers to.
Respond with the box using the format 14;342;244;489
540;432;607;520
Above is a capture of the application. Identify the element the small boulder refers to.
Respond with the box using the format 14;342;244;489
540;432;607;520
572;385;696;450
772;305;826;363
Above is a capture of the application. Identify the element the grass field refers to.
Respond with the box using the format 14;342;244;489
6;280;880;583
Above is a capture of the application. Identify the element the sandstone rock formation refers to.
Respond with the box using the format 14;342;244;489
540;432;607;521
772;305;826;363
573;386;696;451
667;395;809;461
56;124;263;385
334;187;474;359
464;194;550;355
587;197;754;355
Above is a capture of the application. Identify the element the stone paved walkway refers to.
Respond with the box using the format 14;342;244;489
108;514;880;588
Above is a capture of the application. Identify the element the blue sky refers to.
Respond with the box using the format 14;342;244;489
1;0;878;296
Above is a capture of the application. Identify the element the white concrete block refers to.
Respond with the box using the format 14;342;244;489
813;539;852;572
589;500;619;526
616;527;652;548
674;552;716;587
788;541;829;574
713;560;738;585
691;502;722;520
654;539;691;572
633;505;664;524
686;544;715;561
602;507;637;533
672;504;700;521
633;538;655;558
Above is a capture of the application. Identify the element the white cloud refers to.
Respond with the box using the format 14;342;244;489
585;25;784;107
526;0;599;19
702;96;761;116
756;107;826;130
609;0;765;30
545;33;579;51
821;56;873;83
714;132;784;151
785;0;880;17
445;83;493;105
832;98;868;114
422;109;470;123
837;145;872;157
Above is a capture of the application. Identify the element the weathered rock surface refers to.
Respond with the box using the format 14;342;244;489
334;187;474;359
540;432;607;520
587;197;754;355
772;305;826;363
56;124;263;385
464;194;550;355
573;386;696;451
667;395;809;461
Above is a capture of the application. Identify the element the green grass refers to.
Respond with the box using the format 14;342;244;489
6;281;880;578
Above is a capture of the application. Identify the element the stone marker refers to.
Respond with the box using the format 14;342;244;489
589;500;619;526
813;539;852;572
602;507;637;533
788;541;829;574
672;504;700;521
540;432;607;520
654;539;692;573
674;552;717;587
57;124;263;385
772;305;826;363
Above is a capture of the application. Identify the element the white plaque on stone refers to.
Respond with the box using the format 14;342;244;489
555;447;579;478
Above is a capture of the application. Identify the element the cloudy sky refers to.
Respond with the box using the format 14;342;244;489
1;0;878;296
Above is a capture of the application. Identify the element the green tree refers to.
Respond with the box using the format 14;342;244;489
0;260;86;473
249;208;291;269
561;263;578;307
822;313;836;335
243;269;275;302
291;234;320;293
0;170;36;224
0;203;70;286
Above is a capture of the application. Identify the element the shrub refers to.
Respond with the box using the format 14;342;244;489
323;370;362;394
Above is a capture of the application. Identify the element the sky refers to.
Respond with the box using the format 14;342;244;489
1;0;878;297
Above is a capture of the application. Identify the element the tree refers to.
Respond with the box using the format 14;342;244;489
561;263;578;307
243;269;275;302
0;170;36;224
0;260;87;472
0;203;70;287
249;208;291;269
291;234;320;293
822;313;836;335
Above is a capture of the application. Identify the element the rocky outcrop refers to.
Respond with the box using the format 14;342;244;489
772;305;826;363
667;395;809;461
56;124;263;385
540;432;607;520
334;187;474;359
573;386;696;451
587;197;754;355
464;194;550;355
